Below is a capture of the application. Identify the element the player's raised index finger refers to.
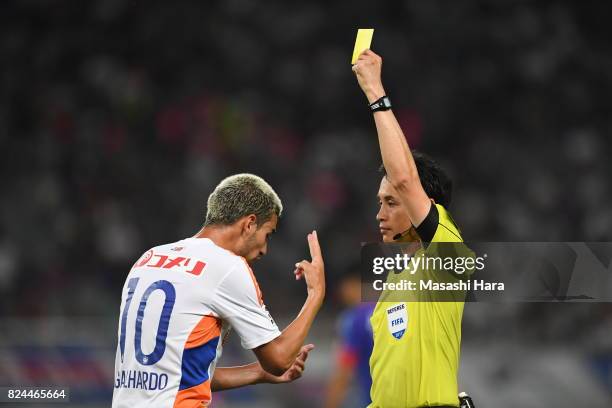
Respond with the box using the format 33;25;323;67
308;230;322;261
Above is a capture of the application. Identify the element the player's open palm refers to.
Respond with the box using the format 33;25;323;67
294;231;325;299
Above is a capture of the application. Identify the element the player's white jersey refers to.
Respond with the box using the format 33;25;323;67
112;237;281;408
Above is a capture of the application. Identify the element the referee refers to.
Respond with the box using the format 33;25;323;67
353;50;467;408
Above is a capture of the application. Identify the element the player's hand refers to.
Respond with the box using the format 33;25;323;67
352;49;386;103
294;230;325;300
264;344;314;384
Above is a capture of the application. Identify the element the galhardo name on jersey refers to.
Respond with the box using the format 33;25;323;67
115;369;169;391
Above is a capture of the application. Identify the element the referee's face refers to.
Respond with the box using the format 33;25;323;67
377;177;412;243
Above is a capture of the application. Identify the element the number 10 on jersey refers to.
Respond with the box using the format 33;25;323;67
119;278;176;366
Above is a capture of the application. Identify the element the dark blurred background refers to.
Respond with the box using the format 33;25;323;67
1;0;612;407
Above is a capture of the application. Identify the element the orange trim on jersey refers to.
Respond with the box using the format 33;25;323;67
185;315;222;350
241;258;264;306
173;379;211;408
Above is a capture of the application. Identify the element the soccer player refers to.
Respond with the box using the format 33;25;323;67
353;50;466;407
112;174;325;408
324;271;374;408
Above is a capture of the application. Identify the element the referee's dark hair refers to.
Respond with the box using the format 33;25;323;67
379;150;453;208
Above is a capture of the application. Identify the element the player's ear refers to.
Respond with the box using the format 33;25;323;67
244;214;258;234
236;215;256;236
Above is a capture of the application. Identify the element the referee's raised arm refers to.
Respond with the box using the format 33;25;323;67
352;50;432;228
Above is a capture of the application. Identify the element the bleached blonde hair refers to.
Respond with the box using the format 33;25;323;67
204;173;283;227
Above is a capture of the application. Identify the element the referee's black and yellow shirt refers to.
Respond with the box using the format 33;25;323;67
368;203;467;408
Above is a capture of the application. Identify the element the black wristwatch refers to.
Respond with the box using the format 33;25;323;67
369;96;392;112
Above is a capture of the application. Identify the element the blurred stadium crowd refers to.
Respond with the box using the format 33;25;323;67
1;0;612;406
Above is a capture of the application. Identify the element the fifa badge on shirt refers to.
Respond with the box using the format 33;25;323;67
386;303;407;339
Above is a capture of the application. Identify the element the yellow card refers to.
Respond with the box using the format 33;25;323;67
351;28;374;64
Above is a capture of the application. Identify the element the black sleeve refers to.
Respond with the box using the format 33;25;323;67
414;203;439;242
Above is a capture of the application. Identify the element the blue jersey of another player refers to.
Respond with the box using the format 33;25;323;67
337;302;375;405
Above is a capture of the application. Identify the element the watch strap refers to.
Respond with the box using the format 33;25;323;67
369;96;392;112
